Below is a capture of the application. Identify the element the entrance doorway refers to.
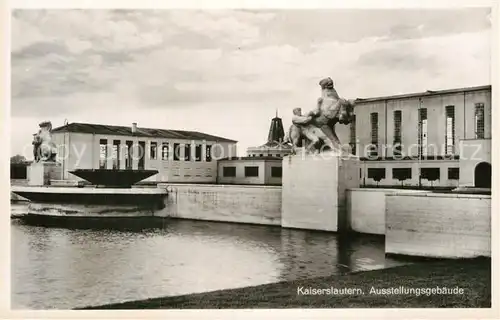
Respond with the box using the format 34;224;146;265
474;162;491;188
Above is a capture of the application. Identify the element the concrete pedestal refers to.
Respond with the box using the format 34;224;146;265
281;151;360;232
28;162;62;186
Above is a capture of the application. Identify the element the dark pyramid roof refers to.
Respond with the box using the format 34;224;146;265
51;122;237;143
267;116;285;144
250;112;292;150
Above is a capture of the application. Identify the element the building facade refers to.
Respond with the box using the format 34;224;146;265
51;122;238;183
217;157;283;186
29;84;492;189
213;113;288;186
338;85;492;188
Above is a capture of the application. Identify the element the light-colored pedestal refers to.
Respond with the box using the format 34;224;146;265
28;162;62;186
281;151;360;232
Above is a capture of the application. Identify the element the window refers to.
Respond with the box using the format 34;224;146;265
349;114;356;155
271;166;282;178
245;166;259;177
393;110;402;157
195;145;202;162
448;167;460;180
112;140;120;169
421;168;440;181
150;142;157;160
367;168;385;181
223;166;236;177
475;103;485;139
370;113;378;144
393;110;402;143
138;141;145;170
393;145;402;157
206;145;212;162
162;143;169;160
99;139;107;169
184;144;191;161
259;154;264;157
392;168;412;181
418;108;428;157
445;106;455;155
173;143;180;161
370;113;378;157
125;140;133;169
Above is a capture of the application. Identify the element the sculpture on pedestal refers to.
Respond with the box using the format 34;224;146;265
286;77;356;154
32;121;57;162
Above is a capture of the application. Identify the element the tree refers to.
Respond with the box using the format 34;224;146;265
368;169;385;187
393;168;411;188
10;154;26;164
421;168;440;188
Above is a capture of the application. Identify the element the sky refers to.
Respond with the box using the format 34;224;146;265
10;8;492;158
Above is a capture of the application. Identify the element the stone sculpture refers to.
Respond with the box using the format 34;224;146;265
32;121;57;162
286;77;355;154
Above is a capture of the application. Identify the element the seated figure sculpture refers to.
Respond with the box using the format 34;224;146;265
289;107;330;153
286;77;356;154
32;121;57;162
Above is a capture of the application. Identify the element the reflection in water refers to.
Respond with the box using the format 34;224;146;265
11;203;407;310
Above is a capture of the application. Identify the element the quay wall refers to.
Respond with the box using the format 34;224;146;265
10;177;492;260
347;188;429;235
385;192;491;258
157;183;282;226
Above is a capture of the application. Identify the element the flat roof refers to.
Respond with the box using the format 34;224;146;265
51;122;238;143
355;85;491;104
218;156;283;161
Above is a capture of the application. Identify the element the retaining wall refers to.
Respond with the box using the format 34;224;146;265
347;188;429;235
157;183;282;226
385;192;491;258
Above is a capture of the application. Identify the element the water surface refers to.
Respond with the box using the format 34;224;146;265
11;203;407;309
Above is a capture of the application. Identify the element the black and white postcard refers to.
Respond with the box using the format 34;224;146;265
3;1;498;319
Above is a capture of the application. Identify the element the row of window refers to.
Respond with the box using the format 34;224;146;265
222;166;283;178
99;140;136;170
249;154;283;157
366;167;460;181
149;142;213;162
350;103;486;157
98;139;213;170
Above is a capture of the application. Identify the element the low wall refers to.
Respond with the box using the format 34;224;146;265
347;188;429;235
157;183;282;226
386;193;491;258
11;179;28;186
11;179;29;201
